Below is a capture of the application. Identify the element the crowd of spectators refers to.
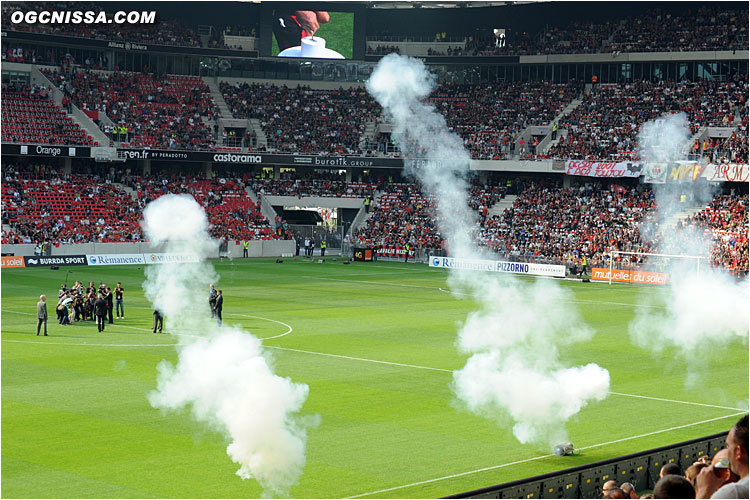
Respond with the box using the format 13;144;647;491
353;182;443;253
221;82;380;155
44;69;219;150
423;81;582;160
546;76;748;162
479;179;655;267
676;192;749;275
385;6;747;57
1;81;97;146
352;179;507;254
604;6;749;54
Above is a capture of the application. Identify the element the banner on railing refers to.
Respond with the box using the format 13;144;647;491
429;256;566;278
24;255;88;267
376;245;415;258
86;254;146;266
1;256;26;268
566;160;642;178
704;163;749;183
591;267;669;285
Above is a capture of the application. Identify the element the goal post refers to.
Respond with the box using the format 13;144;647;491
599;250;707;285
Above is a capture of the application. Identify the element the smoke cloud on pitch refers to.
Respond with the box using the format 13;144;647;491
629;114;749;380
142;194;314;498
368;54;610;448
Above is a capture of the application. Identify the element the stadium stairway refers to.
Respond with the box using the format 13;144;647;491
247;119;268;149
359;119;379;153
204;78;232;117
487;194;517;219
540;98;582;154
659;200;709;236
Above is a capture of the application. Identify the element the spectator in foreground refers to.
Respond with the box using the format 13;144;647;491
619;481;638;499
602;480;619;497
695;415;749;498
653;474;695;498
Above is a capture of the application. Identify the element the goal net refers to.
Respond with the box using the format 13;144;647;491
593;250;707;285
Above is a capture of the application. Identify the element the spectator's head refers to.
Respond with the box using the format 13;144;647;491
602;480;619;497
603;487;626;499
685;462;708;486
659;463;681;478
726;414;749;478
653;474;695;499
619;482;637;499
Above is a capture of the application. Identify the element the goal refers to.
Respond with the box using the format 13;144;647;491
596;250;707;285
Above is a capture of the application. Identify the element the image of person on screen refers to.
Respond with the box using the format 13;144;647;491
273;9;330;51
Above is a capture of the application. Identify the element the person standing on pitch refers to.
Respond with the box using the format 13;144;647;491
243;240;249;258
320;239;326;257
153;308;163;333
208;283;218;318
214;290;223;326
94;293;107;332
105;286;114;324
115;282;125;319
36;294;48;336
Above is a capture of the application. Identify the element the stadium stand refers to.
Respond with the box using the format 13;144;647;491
220;82;379;155
546;76;749;161
43;70;218;150
678;192;749;275
0;164;279;244
381;6;748;56
1;82;98;146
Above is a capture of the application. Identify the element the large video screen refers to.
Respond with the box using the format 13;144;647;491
271;8;353;59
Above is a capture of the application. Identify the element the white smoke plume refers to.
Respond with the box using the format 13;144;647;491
368;54;610;448
142;194;314;498
629;114;749;377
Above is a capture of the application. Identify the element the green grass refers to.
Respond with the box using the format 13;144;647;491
272;11;354;58
2;259;747;498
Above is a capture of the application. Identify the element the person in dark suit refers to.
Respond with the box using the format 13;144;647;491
36;294;48;336
152;309;163;333
208;284;218;318
214;290;223;326
94;293;107;332
104;287;114;324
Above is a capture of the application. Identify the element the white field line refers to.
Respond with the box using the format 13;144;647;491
345;412;747;499
2;309;292;340
3;309;743;411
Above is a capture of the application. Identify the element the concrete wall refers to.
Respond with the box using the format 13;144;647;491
264;196;365;209
3;240;295;258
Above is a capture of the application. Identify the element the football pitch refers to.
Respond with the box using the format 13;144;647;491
2;258;747;498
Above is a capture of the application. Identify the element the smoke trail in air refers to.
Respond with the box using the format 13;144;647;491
142;194;314;498
630;114;748;384
368;54;610;448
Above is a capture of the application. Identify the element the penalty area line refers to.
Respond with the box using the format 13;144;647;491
345;412;746;499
